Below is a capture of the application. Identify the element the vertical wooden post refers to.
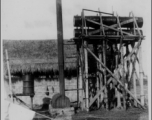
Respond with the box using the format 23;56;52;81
103;40;107;109
114;44;118;69
76;45;80;106
132;58;137;106
93;44;100;108
139;45;144;106
98;51;103;106
56;0;65;95
79;54;83;103
84;41;89;111
79;44;85;110
126;44;130;90
121;45;126;109
99;50;103;87
98;9;104;107
5;49;13;102
103;40;106;85
131;43;137;106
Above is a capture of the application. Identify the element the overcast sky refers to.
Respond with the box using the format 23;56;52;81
1;0;151;80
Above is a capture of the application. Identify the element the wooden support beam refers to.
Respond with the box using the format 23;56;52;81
117;13;126;109
131;12;142;37
83;45;145;109
83;9;114;15
86;18;133;36
98;9;104;107
98;8;105;35
89;86;105;107
132;12;144;105
79;45;85;108
76;45;80;106
93;44;100;108
88;19;135;35
87;18;135;35
126;44;131;90
123;40;141;64
5;49;13;102
121;45;126;109
132;59;137;106
103;38;108;109
84;41;89;111
139;45;144;106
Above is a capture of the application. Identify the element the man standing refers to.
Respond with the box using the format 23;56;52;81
108;82;115;110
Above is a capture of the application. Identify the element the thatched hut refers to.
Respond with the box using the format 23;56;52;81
3;40;77;79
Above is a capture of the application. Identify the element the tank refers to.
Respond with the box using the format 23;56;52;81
52;93;70;108
23;74;34;95
74;29;143;37
74;16;143;28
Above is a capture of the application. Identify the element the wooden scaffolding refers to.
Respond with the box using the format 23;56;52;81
72;9;146;111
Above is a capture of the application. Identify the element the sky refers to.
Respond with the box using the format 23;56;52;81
1;0;151;118
2;0;151;78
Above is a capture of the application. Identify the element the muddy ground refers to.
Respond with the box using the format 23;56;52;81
72;107;148;120
33;107;148;120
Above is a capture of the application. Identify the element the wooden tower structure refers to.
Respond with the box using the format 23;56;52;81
72;9;146;111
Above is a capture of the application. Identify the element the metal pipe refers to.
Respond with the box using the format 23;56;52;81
56;0;65;95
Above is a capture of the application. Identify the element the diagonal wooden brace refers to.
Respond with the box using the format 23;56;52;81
83;44;145;109
87;18;136;35
86;18;133;36
89;86;105;107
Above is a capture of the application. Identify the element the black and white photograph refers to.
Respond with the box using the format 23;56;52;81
1;0;151;120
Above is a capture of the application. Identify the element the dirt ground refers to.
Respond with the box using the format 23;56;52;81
33;106;148;120
72;107;148;120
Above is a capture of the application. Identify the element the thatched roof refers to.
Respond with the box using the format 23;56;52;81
3;40;77;74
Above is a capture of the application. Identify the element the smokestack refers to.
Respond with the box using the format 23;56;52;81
56;0;65;95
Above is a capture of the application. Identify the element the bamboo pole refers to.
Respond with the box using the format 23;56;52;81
121;45;126;109
98;9;104;107
84;41;89;111
139;45;144;106
132;12;144;105
126;44;130;90
93;44;100;108
5;49;13;102
80;44;85;90
83;45;145;109
79;45;85;110
103;39;108;109
99;52;103;86
131;43;137;106
83;10;89;111
132;58;137;106
76;45;80;106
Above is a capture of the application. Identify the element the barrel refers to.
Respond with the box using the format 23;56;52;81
23;74;34;95
74;29;143;37
52;93;70;108
74;16;143;28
